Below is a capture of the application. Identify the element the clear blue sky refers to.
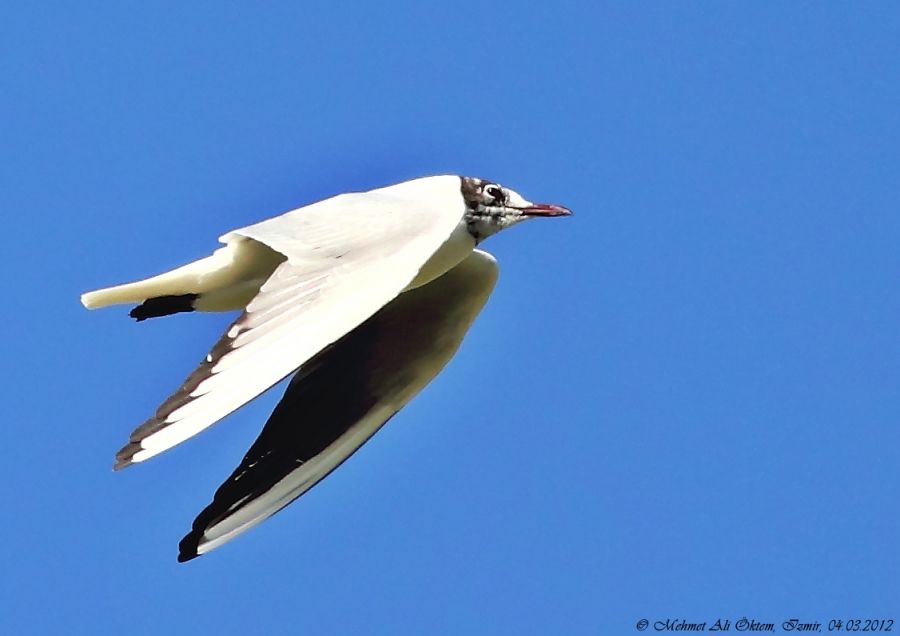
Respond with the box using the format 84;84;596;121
2;2;898;633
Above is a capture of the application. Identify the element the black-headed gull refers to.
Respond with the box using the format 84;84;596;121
82;175;570;561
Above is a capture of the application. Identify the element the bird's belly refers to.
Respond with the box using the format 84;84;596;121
404;220;475;291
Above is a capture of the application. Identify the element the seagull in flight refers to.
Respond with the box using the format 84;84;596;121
82;175;571;562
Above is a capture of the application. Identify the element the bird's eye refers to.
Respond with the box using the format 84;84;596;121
484;184;504;204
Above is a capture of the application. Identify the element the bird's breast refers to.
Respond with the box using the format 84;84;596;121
404;219;476;291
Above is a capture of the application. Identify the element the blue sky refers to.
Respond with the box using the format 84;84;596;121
2;2;899;633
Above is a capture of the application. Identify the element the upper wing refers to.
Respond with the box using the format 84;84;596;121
177;250;499;561
116;176;466;468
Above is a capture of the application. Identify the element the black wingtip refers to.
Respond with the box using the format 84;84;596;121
113;442;141;471
130;294;199;321
177;532;203;563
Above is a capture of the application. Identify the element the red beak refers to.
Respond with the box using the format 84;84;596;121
518;203;573;217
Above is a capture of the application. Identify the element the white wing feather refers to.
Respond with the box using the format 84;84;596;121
178;250;499;560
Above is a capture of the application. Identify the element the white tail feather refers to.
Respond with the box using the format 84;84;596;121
80;239;285;310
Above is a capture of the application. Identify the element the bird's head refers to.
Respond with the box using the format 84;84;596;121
460;176;571;242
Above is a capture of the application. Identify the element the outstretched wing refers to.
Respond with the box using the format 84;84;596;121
116;176;466;468
178;250;498;561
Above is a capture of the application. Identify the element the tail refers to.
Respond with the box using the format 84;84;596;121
80;239;285;318
80;249;231;310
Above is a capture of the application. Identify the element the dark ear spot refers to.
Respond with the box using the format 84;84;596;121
460;176;487;209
